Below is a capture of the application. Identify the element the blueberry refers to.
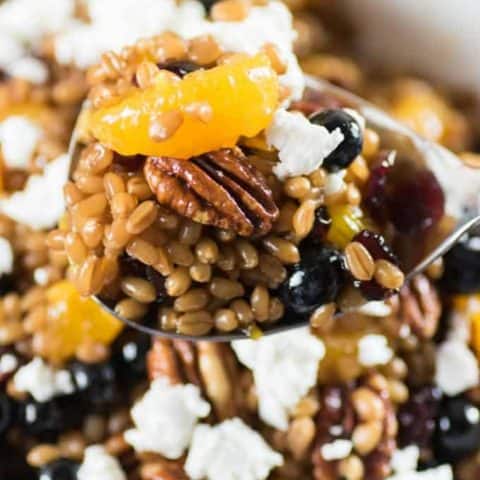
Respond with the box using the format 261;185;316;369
113;331;150;385
398;385;442;449
0;274;14;296
162;60;202;77
441;236;480;294
309;109;363;172
18;397;81;436
70;361;119;411
0;393;14;435
280;246;345;315
38;459;79;480
434;395;480;462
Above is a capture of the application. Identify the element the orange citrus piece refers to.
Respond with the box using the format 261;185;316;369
88;53;279;159
453;294;480;360
43;281;123;363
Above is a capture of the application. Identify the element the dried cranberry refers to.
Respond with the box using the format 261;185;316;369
353;230;399;300
398;385;442;449
387;169;445;234
363;150;395;225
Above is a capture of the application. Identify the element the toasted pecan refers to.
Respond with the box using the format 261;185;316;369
144;148;278;236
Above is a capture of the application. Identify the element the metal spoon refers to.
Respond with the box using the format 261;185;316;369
68;76;480;341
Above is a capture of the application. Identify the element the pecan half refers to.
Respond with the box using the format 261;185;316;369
144;148;279;236
398;274;441;339
147;338;182;384
140;459;188;480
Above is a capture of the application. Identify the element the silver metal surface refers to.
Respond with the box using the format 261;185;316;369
68;77;480;341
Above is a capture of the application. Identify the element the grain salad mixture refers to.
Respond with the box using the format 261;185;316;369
1;0;480;479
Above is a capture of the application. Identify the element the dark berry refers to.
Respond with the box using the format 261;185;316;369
18;398;81;436
70;361;119;411
0;442;36;478
363;150;396;225
38;459;79;480
309;109;363;172
434;395;480;462
0;274;14;295
113;331;150;385
307;206;332;244
441;236;480;294
0;393;14;435
387;169;445;234
353;230;399;300
146;266;167;301
162;60;202;77
398;385;442;449
280;246;345;315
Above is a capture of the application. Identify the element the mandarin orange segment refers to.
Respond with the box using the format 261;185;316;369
453;294;480;361
88;53;279;159
43;281;123;362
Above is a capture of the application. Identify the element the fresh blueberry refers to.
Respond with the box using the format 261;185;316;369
0;393;14;435
162;60;202;77
280;246;345;315
441;236;480;294
38;458;79;480
434;395;480;462
113;331;150;385
70;361;119;411
18;398;81;436
309;109;363;172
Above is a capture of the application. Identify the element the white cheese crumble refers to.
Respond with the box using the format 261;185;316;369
0;116;42;169
124;377;211;459
13;357;74;402
0;153;69;230
355;301;392;317
435;339;479;396
324;171;347;196
0;237;14;275
266;109;344;180
320;439;353;461
232;328;325;431
0;0;75;83
0;353;18;375
55;0;303;102
387;465;453;480
357;334;393;367
185;417;283;480
390;446;420;474
77;445;126;480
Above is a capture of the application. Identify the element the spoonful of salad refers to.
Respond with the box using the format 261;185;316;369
57;45;480;342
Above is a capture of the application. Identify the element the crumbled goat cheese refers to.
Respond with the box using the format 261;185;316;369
266;109;344;180
77;445;126;480
324;171;347;196
357;334;393;367
185;418;283;480
435;339;479;396
388;444;452;480
232;328;325;430
0;0;74;83
33;267;49;286
320;439;353;461
13;357;74;402
0;153;69;229
55;0;303;101
355;301;392;317
390;446;420;474
6;57;48;84
0;116;42;169
0;353;18;375
0;237;14;275
124;377;211;459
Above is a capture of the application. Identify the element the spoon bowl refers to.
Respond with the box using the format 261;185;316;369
68;76;480;341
